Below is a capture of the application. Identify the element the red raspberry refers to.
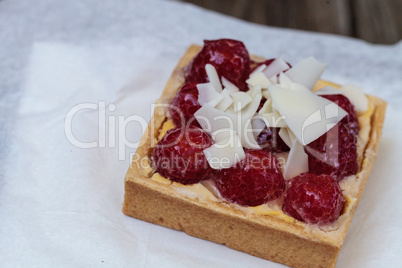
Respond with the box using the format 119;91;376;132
322;94;359;136
305;95;359;181
256;127;290;154
153;126;212;185
185;39;251;91
305;123;358;181
283;173;345;225
216;149;285;206
170;82;201;127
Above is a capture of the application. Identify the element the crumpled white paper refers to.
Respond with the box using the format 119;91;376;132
1;0;402;267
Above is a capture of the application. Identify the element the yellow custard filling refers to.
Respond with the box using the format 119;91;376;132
158;119;175;140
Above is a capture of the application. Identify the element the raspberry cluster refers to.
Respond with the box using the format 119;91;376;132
152;39;362;225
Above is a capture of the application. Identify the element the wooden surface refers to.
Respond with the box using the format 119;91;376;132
177;0;401;44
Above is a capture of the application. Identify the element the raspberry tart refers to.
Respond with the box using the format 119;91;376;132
123;39;386;268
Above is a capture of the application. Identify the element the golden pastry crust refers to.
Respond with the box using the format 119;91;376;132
123;45;387;268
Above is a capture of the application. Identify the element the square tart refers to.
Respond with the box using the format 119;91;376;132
123;45;387;268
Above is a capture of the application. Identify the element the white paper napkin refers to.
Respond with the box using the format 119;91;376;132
1;0;402;267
